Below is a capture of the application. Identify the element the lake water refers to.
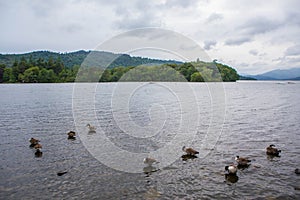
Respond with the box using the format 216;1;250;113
0;81;299;199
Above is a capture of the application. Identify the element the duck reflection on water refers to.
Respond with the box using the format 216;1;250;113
181;154;198;161
225;173;239;183
143;166;159;175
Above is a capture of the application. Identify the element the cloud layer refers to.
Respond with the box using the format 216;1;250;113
0;0;299;74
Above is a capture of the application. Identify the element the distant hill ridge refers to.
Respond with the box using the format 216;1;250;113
0;50;181;68
246;68;300;80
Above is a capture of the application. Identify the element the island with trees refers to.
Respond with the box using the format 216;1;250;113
0;50;239;83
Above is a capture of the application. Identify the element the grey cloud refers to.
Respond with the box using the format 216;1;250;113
259;52;267;57
163;0;199;8
28;0;61;18
285;44;300;56
179;44;199;51
249;49;258;56
114;2;161;30
203;40;216;50
225;37;252;46
239;17;282;35
206;13;223;23
286;11;300;26
114;0;200;30
61;23;83;33
115;14;161;29
287;56;300;64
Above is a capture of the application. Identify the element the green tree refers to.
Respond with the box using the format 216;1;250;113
3;68;13;82
23;66;39;83
190;72;204;82
38;68;57;83
0;64;5;83
53;58;64;75
111;67;126;81
58;68;76;82
11;60;19;82
99;69;112;82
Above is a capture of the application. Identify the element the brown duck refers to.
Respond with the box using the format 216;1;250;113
182;146;199;156
235;156;251;166
67;131;76;139
266;144;281;156
29;138;40;147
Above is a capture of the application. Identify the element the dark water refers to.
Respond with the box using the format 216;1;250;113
0;82;299;199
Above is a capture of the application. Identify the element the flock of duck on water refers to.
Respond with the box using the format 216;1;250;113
143;144;300;183
30;126;299;179
29;124;96;157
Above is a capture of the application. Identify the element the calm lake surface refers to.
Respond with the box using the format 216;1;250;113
0;81;299;199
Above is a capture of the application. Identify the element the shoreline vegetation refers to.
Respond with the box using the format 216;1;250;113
0;50;239;83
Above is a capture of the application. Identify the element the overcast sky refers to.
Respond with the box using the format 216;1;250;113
1;0;299;74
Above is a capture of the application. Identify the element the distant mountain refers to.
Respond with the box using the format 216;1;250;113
239;75;256;80
246;68;300;80
0;50;181;68
291;76;300;80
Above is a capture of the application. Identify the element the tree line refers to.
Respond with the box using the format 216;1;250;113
0;56;239;83
0;56;78;83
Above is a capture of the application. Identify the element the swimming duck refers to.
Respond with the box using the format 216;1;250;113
182;146;199;156
67;131;76;139
143;157;159;167
29;138;40;147
34;143;42;150
235;156;251;166
86;124;96;132
266;144;281;156
295;168;300;175
225;164;238;175
34;143;43;157
35;150;43;157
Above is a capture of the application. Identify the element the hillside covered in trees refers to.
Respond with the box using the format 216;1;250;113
0;50;239;83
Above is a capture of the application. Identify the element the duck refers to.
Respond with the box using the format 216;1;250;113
225;164;238;175
143;157;159;167
67;131;76;140
29;138;40;147
266;144;281;156
34;143;42;150
295;168;300;175
182;146;199;156
86;123;96;132
35;148;43;157
235;156;251;166
34;143;43;157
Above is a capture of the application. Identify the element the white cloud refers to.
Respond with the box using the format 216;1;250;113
0;0;300;74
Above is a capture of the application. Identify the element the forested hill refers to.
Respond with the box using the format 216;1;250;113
0;50;239;83
0;50;180;68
